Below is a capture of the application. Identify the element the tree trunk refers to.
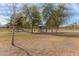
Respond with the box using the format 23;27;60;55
56;28;58;33
10;3;16;46
32;27;33;33
31;23;33;33
51;27;53;33
46;27;47;32
56;26;59;33
12;26;15;46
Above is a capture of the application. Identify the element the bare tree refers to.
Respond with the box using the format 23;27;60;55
8;3;17;46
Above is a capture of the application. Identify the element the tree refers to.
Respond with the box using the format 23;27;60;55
8;3;17;46
21;4;35;33
53;4;70;33
11;4;17;46
30;5;40;33
43;4;70;33
42;4;55;32
21;4;40;33
15;12;27;31
46;18;55;32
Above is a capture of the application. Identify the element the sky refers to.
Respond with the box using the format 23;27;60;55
0;3;79;26
67;4;79;24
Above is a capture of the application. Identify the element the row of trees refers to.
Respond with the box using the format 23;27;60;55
7;3;71;45
8;3;70;33
42;4;70;32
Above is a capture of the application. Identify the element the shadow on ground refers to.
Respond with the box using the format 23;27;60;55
13;45;31;56
33;32;79;38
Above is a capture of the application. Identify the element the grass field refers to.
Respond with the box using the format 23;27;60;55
0;28;79;56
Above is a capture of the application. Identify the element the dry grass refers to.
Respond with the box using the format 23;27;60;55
0;29;79;56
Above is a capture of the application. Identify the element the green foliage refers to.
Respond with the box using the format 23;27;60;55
42;4;54;21
8;12;31;30
44;4;70;30
7;4;71;33
29;5;40;26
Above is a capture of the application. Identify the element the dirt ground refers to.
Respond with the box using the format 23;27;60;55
0;30;79;56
